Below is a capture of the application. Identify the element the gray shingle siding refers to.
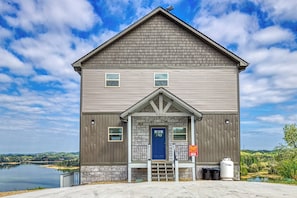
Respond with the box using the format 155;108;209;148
82;14;237;69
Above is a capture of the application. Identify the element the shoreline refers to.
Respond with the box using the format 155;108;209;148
41;164;79;170
0;162;21;165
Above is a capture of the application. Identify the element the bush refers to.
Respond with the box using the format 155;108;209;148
267;163;278;175
248;163;259;173
240;164;248;176
277;160;297;180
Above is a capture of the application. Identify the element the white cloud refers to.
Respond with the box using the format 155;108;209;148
194;11;258;47
0;73;12;83
10;31;93;84
104;0;130;17
90;29;118;46
101;0;182;24
0;86;79;118
244;47;297;90
257;114;297;125
257;114;285;124
0;73;13;91
0;26;11;39
0;1;97;79
240;72;296;107
31;75;59;83
254;0;297;21
198;0;243;15
4;0;100;32
287;114;297;123
0;0;16;14
0;48;34;75
252;26;295;46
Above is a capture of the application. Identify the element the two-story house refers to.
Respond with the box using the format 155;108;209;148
72;7;248;183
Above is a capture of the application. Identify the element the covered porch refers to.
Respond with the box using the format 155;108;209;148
120;88;202;182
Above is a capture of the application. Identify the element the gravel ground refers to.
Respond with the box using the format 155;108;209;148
4;181;297;198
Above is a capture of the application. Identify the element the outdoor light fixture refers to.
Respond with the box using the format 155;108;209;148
225;119;230;124
91;120;95;125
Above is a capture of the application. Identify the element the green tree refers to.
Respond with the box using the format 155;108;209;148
283;124;297;148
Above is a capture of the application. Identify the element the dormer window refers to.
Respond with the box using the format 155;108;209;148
154;72;168;87
105;73;120;87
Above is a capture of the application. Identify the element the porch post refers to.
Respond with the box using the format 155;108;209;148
128;115;132;183
191;115;196;181
175;160;179;182
147;159;152;182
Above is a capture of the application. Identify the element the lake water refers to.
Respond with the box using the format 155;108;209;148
0;164;64;192
247;176;269;182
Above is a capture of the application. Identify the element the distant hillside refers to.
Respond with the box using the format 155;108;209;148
0;152;79;163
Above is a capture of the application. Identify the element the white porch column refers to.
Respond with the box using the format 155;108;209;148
128;115;132;183
191;115;196;181
147;159;152;182
175;160;179;182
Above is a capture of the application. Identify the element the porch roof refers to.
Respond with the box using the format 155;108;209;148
120;88;203;120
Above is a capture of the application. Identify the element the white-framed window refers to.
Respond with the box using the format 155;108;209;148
173;127;187;141
105;73;120;87
154;72;168;87
108;127;123;142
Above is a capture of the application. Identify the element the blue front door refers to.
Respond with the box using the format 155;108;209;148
152;128;166;160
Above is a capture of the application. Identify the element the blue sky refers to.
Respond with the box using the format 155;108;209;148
0;0;297;153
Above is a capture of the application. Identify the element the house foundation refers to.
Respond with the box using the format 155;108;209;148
80;165;127;184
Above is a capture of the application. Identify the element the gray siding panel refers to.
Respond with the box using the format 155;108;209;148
80;113;127;165
82;69;238;112
196;113;240;164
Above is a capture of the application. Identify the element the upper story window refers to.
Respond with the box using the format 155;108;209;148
105;73;120;87
154;72;168;87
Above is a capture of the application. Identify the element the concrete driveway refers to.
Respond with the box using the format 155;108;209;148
5;181;297;198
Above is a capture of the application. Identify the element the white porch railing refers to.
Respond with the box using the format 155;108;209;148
132;145;148;161
174;145;189;161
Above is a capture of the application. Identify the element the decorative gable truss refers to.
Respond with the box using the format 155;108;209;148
120;88;202;120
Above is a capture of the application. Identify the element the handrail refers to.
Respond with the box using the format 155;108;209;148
174;145;189;161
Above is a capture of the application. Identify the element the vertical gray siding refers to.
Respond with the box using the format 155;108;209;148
196;113;240;164
82;68;238;112
80;113;127;165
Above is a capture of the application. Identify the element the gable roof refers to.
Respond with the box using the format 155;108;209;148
72;7;249;73
120;87;203;120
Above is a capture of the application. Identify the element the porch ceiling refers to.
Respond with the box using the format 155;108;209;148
120;88;202;120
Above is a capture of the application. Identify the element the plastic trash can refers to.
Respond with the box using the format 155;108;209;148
202;168;211;180
211;168;220;180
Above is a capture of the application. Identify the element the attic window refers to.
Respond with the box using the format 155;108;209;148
154;72;168;87
105;73;120;87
